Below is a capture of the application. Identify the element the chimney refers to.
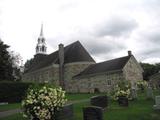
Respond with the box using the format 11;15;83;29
59;44;64;65
128;50;132;56
58;43;65;89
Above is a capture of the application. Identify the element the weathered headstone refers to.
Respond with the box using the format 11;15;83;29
130;88;137;100
90;95;108;109
83;106;103;120
55;104;74;120
153;96;160;110
146;86;154;99
118;96;128;107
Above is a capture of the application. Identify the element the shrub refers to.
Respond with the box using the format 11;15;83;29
22;84;67;120
113;81;131;100
0;81;33;103
136;80;148;91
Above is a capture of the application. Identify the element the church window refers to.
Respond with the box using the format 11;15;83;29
107;80;111;85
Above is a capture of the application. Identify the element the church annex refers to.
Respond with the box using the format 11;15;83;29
22;25;143;93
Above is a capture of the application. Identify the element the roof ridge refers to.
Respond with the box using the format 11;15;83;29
96;55;131;65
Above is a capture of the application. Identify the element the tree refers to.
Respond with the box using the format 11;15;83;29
140;62;160;80
0;40;14;81
24;58;33;72
10;51;23;81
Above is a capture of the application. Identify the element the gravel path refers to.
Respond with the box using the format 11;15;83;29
0;109;21;118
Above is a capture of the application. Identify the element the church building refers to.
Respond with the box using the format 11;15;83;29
22;25;143;93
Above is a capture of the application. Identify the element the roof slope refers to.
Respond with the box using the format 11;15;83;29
74;55;131;77
25;41;95;73
57;41;95;64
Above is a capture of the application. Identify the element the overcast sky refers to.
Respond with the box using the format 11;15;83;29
0;0;160;64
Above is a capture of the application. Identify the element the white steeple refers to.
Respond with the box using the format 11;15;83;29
36;24;47;55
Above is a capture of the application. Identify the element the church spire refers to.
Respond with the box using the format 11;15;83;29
35;24;47;55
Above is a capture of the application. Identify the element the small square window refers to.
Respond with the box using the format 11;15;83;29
107;80;111;85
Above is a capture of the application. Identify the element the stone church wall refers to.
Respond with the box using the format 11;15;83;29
71;71;124;93
123;56;143;87
64;62;95;92
22;64;59;85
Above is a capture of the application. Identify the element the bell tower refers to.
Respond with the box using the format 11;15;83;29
36;24;47;55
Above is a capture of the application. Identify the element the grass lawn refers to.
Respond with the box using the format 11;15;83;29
1;90;160;120
66;93;106;101
0;103;21;112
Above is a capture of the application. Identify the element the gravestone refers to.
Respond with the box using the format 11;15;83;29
90;95;108;109
118;96;128;107
83;106;103;120
55;104;74;120
130;88;137;100
146;86;154;99
153;96;160;110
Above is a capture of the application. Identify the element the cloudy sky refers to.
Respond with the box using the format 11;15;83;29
0;0;160;64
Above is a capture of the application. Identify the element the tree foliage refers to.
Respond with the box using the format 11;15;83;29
0;40;22;81
140;62;160;80
0;40;14;81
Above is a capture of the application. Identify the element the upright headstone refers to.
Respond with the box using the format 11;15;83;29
55;104;74;120
90;95;108;109
130;88;137;100
146;86;154;99
153;96;160;110
83;106;103;120
118;96;128;107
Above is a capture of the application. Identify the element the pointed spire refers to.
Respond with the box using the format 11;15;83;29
40;23;43;36
36;23;47;55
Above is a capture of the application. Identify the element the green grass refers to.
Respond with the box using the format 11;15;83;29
1;91;160;120
72;97;160;120
0;103;21;112
66;93;106;101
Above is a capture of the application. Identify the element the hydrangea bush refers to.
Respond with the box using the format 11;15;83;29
137;80;148;91
22;84;67;120
113;81;131;100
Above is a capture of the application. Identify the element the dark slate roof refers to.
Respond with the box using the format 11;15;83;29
74;55;131;78
25;41;95;73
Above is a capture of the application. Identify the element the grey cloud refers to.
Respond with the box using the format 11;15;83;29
135;28;160;62
139;47;160;61
83;39;126;60
94;17;138;37
145;31;160;44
